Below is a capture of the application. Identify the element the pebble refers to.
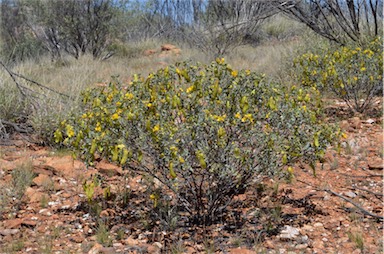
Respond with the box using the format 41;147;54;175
295;244;308;249
0;228;20;236
314;222;323;228
344;191;357;198
279;225;300;240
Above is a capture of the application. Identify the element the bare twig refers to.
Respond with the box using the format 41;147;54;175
325;189;383;220
350;185;383;197
0;60;28;98
10;71;71;98
339;172;383;178
296;179;383;220
0;119;32;133
0;60;71;99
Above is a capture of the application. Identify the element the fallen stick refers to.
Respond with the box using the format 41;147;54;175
296;179;383;221
324;189;384;220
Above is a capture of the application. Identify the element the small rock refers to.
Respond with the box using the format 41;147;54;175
44;156;76;178
22;220;37;227
113;242;123;248
279;225;300;240
25;187;44;203
324;219;341;230
0;159;14;170
368;159;383;170
344;191;357;198
340;120;349;130
88;243;104;254
323;194;330;201
349;117;361;129
312;239;324;250
365;119;375;124
302;224;314;232
147;242;164;254
0;228;20;235
124;236;139;246
152;242;163;249
96;161;123;176
298;235;309;244
295;244;307;250
161;44;178;51
264;240;274;249
313;222;323;228
3;218;22;229
234;194;247;201
100;247;116;254
228;248;256;254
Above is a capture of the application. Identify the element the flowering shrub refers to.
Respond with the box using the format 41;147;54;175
294;37;383;113
54;59;339;225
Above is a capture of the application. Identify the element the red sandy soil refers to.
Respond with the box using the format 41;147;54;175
0;102;382;254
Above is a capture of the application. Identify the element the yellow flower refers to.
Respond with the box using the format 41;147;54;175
235;112;241;119
245;70;251;76
360;67;366;72
241;114;253;123
95;122;102;132
231;70;238;77
186;85;195;93
146;103;153;108
216;58;225;64
111;113;119;120
65;124;75;138
170;145;178;152
116;101;122;107
125;93;134;100
107;94;113;102
152;124;160;133
214;114;226;122
353;76;358;81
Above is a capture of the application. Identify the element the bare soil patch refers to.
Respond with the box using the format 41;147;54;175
0;104;382;254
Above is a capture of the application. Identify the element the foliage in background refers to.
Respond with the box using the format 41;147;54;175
1;0;118;62
274;0;383;46
54;60;340;225
294;37;383;113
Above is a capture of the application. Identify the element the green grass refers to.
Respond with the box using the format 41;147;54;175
348;231;365;251
96;221;113;247
11;160;35;200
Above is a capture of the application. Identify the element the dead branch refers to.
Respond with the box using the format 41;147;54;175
350;185;383;197
0;119;32;134
10;71;71;99
325;189;383;220
0;60;71;99
296;179;383;220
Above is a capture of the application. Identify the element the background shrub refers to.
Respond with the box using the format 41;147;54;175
55;60;339;225
294;37;383;113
